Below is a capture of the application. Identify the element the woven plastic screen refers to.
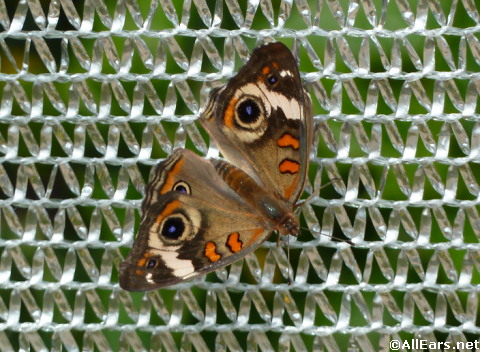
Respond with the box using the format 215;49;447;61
1;0;480;350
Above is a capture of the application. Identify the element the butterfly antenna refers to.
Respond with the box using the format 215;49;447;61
295;177;343;209
298;225;355;246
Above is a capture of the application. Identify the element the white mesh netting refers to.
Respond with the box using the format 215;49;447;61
0;0;479;350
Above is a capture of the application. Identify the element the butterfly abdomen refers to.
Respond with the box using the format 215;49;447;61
212;159;259;194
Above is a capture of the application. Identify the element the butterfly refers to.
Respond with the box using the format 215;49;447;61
119;42;313;290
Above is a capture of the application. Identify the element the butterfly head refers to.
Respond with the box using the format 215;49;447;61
277;213;299;237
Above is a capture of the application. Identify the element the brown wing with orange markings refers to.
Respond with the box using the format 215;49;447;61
119;149;274;291
200;42;313;206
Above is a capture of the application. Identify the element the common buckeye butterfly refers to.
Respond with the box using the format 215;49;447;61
120;42;313;290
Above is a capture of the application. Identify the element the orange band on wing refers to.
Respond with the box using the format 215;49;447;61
224;98;237;127
227;232;243;253
279;159;300;174
155;200;181;223
277;133;300;150
205;242;221;262
160;158;185;194
262;66;271;76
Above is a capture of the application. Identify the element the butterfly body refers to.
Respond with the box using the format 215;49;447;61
210;158;298;236
120;42;312;291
